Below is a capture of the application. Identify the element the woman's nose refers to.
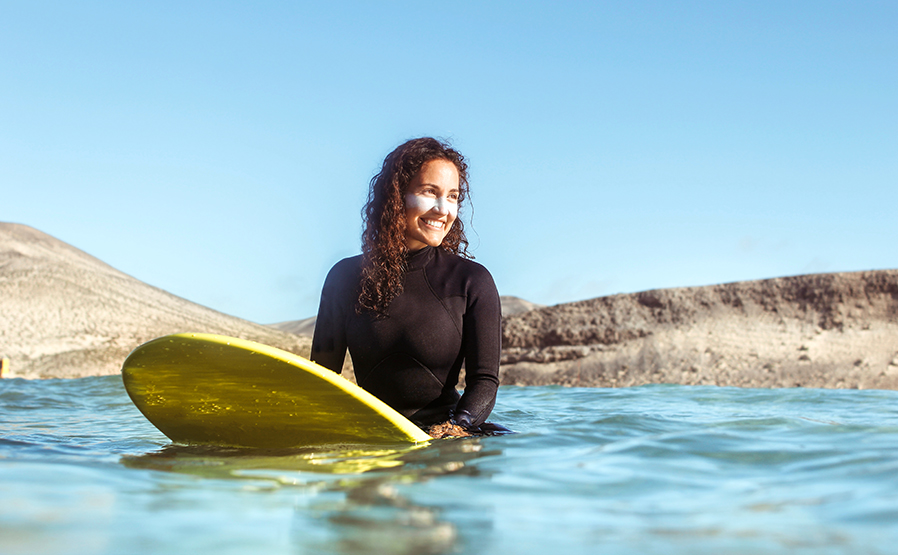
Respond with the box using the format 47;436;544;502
432;197;450;214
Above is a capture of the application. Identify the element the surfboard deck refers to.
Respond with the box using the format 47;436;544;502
121;333;432;448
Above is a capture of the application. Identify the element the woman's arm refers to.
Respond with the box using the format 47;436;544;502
452;265;502;427
310;262;350;374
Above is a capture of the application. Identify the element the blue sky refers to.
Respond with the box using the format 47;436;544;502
3;1;896;324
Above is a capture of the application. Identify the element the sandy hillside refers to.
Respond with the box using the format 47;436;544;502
0;223;310;378
501;271;898;389
270;316;317;337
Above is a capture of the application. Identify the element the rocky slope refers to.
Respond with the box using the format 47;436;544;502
270;316;318;337
0;223;311;378
500;270;898;389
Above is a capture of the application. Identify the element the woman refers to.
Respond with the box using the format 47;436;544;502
311;137;502;438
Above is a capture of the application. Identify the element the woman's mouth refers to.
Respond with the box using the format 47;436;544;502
422;219;445;230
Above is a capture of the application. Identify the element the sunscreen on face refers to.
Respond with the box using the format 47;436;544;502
405;193;458;217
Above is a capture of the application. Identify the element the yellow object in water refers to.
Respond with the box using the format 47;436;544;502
121;333;432;448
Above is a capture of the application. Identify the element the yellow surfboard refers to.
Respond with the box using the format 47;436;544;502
121;333;432;448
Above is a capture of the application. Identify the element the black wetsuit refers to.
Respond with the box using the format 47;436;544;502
311;246;501;428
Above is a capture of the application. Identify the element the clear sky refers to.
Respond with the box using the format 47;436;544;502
3;1;896;324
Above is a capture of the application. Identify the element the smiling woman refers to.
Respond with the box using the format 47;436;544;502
311;138;506;439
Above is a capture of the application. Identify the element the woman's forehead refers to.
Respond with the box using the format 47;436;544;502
411;160;459;186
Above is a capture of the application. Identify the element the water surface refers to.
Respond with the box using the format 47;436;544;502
2;376;897;554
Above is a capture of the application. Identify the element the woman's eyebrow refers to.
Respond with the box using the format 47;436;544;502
414;183;457;191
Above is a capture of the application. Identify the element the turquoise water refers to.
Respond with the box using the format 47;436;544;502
2;377;898;555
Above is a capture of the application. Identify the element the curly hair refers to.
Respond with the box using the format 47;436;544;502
358;137;471;314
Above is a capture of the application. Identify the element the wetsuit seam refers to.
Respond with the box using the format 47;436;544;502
421;264;465;339
362;353;444;390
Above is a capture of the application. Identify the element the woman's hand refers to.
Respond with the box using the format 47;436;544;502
426;420;473;439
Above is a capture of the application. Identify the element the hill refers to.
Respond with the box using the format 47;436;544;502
500;270;898;389
0;223;310;378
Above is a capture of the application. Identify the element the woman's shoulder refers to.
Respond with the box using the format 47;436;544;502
432;248;497;286
324;254;363;287
331;254;363;272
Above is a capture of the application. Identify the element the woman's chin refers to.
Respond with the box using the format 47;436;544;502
406;233;445;250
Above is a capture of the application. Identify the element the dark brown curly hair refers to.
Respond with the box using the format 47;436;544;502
358;137;471;314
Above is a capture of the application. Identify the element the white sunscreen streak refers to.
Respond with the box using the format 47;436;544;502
405;194;458;217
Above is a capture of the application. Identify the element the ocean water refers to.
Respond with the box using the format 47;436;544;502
2;377;898;555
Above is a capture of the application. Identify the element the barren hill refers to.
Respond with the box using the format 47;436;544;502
0;223;310;378
501;270;898;389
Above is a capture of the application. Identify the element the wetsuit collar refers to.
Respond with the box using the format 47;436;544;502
406;245;435;271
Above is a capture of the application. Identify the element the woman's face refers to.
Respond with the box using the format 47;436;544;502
403;159;460;251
